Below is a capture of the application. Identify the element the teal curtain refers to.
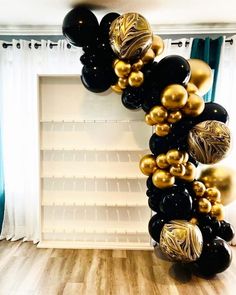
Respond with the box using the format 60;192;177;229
0;127;4;233
190;37;223;102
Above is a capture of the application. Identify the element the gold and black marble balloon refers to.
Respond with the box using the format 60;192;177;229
188;120;231;164
109;13;153;60
159;220;203;262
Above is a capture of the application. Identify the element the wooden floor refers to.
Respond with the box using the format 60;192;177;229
0;240;235;295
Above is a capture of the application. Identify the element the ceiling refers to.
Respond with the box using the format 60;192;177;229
0;0;236;27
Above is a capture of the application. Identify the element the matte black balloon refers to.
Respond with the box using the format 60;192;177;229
218;221;235;242
121;87;144;110
100;12;120;37
153;55;191;87
159;186;193;220
193;102;229;125
148;214;166;243
196;237;232;276
62;7;99;47
81;65;113;93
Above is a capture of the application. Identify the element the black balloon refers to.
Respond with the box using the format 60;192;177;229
199;225;214;242
159;186;193;220
80;53;97;66
100;12;120;37
153;55;191;87
218;221;235;242
193;102;229;125
195;237;232;276
62;7;99;47
121;87;144;110
81;65;113;93
148;214;166;243
148;197;163;213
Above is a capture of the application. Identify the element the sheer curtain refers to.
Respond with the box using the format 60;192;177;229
0;37;192;243
0;40;81;242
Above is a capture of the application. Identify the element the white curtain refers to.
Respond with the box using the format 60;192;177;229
0;40;82;242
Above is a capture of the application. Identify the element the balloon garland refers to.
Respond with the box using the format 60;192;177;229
62;6;235;277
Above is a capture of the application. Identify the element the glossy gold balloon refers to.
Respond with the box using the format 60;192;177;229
182;93;205;117
198;198;212;214
166;149;184;165
145;114;155;126
160;220;203;262
189;217;198;225
111;83;123;94
161;84;188;110
200;167;235;205
211;203;225;220
110;13;153;60
132;59;143;72
205;187;221;204
155;123;171;137
118;77;128;89
156;154;169;169
151;35;164;56
128;71;144;87
114;60;131;78
186;82;199;94
150;106;168;124
183;152;189;163
188;59;213;96
112;59;120;68
152;169;175;189
193;181;206;197
167;111;182;123
180;162;196;182
142;48;155;64
170;164;186;177
139;154;157;176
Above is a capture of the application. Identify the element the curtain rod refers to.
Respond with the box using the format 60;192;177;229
1;39;233;49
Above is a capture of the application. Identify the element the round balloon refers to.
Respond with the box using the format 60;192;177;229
188;120;231;164
195;237;232;276
81;66;113;93
109;13;153;60
148;214;166;243
121;87;144;110
160;220;203;262
62;7;99;47
218;221;235;242
100;12;120;38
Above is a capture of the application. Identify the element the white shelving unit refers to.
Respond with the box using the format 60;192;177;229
37;75;153;250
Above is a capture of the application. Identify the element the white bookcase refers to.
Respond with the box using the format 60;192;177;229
37;75;153;250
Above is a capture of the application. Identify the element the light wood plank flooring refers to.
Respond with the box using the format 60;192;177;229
0;240;235;295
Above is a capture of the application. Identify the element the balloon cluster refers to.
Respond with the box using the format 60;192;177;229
62;6;234;277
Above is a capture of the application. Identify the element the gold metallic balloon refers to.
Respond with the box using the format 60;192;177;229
211;203;225;220
152;169;175;189
112;59;120;68
156;154;169;169
180;162;196;182
145;114;155;126
159;220;203;262
128;71;144;87
155;123;171;137
200;167;235;205
205;187;221;204
142;48;155;64
149;106;168;124
188;59;213;96
132;59;143;72
182;93;205;117
189;217;198;225
193;181;206;197
188;120;231;164
109;13;153;60
166;149;184;165
111;84;123;94
161;84;188;110
198;198;212;214
114;60;131;78
151;35;164;56
167;110;182;123
139;154;157;176
183;152;189;163
170;164;186;177
118;77;128;89
186;82;199;94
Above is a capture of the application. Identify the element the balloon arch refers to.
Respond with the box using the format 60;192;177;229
62;7;234;277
